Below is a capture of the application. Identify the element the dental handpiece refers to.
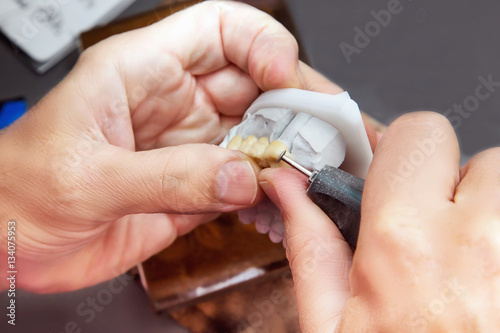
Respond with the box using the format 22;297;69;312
278;151;364;249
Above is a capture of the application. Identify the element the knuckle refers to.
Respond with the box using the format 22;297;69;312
76;43;102;69
159;147;213;213
468;216;500;265
286;237;320;280
159;148;184;211
370;204;429;253
286;236;345;281
75;34;124;74
47;146;107;221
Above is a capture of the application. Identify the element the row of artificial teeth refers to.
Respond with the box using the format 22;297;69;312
226;135;290;168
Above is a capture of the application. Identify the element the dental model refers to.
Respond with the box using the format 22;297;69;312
220;89;373;244
226;135;290;168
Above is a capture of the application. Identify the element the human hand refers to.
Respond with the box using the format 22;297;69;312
0;1;313;293
260;112;500;331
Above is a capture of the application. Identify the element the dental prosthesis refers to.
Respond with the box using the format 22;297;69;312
220;89;373;244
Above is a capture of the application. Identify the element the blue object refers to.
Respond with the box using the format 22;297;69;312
0;99;27;130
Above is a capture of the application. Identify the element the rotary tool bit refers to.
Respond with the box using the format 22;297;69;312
277;151;364;249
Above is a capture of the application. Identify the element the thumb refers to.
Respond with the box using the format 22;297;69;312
259;167;352;332
89;144;263;218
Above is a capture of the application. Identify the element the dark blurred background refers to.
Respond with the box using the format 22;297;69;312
287;0;500;162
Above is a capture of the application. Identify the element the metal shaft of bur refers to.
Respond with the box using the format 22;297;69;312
277;151;313;178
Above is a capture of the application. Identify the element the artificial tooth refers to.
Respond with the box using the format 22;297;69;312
262;140;289;168
226;135;290;168
246;137;270;167
239;135;258;154
226;135;243;150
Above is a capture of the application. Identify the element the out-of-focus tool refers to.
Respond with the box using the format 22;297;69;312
0;98;26;130
278;151;364;249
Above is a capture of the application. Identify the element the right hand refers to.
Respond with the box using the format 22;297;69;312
261;112;500;332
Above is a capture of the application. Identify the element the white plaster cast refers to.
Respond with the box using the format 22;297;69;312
221;110;347;171
242;89;373;178
221;89;373;244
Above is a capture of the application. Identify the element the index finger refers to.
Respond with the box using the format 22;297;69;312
361;112;460;225
259;168;353;332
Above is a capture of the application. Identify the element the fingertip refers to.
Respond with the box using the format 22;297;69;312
246;25;303;90
216;0;303;91
251;51;303;91
259;167;308;189
258;178;281;211
388;111;454;135
100;144;268;216
366;111;460;214
217;157;266;207
259;168;309;210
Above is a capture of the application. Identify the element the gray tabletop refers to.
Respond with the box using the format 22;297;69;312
2;0;500;332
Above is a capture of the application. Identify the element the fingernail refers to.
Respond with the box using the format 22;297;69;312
259;181;282;211
217;161;258;205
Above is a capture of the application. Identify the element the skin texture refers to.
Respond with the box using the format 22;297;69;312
0;1;376;293
261;112;500;332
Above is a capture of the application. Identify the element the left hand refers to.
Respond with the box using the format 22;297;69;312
0;1;308;293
